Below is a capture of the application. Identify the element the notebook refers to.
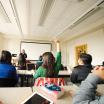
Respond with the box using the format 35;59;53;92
20;91;53;104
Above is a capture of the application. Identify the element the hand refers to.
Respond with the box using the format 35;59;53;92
91;66;104;79
0;101;3;104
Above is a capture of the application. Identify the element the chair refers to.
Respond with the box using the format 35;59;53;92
26;63;36;70
0;78;17;87
34;77;65;86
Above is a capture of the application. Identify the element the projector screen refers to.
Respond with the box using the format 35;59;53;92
20;41;52;60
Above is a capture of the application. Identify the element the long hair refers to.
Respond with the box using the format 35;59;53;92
42;52;55;77
0;50;12;64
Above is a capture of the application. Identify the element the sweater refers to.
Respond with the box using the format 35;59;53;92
33;52;61;79
73;73;104;104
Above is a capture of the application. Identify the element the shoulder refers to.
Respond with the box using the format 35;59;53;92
37;66;46;71
73;65;82;69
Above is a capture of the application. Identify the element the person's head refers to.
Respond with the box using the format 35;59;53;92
21;49;25;54
78;53;92;65
42;52;55;77
102;61;104;66
39;55;42;61
0;50;12;64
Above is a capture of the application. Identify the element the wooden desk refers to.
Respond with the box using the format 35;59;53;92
0;87;32;104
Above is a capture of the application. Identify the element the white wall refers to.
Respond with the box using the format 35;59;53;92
0;35;5;52
0;38;55;59
62;27;104;69
3;38;21;55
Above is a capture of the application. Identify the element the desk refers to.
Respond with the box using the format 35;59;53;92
58;70;71;77
17;70;71;86
0;84;104;104
0;87;32;104
33;85;78;104
17;70;71;77
0;85;78;104
17;70;34;86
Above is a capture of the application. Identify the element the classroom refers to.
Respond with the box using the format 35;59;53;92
0;0;104;104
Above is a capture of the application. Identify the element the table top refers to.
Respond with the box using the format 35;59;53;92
0;87;32;104
0;84;104;104
17;69;71;76
33;85;78;104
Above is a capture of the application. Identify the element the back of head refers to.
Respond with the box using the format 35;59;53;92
21;49;25;54
42;52;55;77
0;50;12;64
39;55;42;61
79;53;92;65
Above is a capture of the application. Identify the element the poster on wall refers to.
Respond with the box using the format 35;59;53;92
75;44;87;65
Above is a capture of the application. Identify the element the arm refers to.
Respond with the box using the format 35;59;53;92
55;41;61;74
73;66;104;104
33;68;41;79
33;67;46;79
24;53;27;58
56;41;61;52
0;101;3;104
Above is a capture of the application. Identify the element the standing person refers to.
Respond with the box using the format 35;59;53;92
73;65;104;104
18;49;27;70
70;53;93;83
33;41;61;79
0;50;18;87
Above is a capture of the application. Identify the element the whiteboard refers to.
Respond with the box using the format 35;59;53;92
21;42;52;60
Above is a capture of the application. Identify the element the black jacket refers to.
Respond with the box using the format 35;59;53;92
70;65;93;83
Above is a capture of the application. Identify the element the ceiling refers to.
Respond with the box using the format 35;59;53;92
0;0;104;41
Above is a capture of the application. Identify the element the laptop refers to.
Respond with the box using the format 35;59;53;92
20;91;53;104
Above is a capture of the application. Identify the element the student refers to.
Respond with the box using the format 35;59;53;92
18;49;27;70
36;55;43;69
73;65;104;104
33;41;61;79
70;53;93;83
0;50;18;87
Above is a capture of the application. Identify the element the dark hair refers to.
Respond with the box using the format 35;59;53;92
79;53;92;65
39;55;42;61
0;50;12;64
42;52;55;77
102;61;104;66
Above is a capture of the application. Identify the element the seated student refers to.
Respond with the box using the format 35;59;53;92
73;65;104;104
36;55;43;69
33;41;61;79
70;53;93;83
0;50;18;87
